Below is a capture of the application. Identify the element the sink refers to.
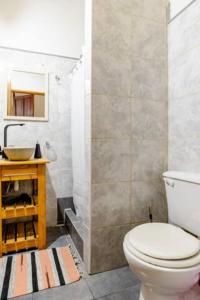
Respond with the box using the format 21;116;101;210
4;147;35;161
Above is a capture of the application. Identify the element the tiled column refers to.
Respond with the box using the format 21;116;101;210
89;0;169;273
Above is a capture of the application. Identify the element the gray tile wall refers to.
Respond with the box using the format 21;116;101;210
169;0;200;172
89;0;168;273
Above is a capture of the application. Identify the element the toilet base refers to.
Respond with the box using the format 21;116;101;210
139;285;184;300
139;284;200;300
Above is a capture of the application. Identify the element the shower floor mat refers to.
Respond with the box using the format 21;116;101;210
0;246;80;299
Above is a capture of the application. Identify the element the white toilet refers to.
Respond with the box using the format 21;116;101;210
123;171;200;300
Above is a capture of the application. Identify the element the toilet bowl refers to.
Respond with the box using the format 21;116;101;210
123;171;200;300
124;223;200;300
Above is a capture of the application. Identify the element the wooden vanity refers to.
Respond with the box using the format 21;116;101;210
0;159;49;257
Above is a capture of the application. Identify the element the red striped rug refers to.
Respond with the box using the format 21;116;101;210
0;246;81;299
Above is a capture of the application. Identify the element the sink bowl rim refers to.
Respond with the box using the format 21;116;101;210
3;147;35;161
4;147;35;150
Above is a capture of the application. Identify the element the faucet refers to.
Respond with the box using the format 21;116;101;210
2;123;25;158
4;123;25;147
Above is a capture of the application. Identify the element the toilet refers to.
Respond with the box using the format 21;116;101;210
123;171;200;300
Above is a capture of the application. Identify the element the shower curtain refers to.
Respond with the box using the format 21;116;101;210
70;54;85;218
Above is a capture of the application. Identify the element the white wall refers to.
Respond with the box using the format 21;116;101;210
170;0;194;18
0;0;84;58
169;0;200;172
0;48;75;226
11;71;45;92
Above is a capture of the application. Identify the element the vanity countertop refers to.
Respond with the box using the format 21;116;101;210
0;158;49;166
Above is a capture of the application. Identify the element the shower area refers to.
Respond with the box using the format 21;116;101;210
65;0;168;274
66;49;91;266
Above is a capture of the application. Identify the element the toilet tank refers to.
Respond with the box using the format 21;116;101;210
163;171;200;237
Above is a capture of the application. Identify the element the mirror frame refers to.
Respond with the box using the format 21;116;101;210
4;68;49;122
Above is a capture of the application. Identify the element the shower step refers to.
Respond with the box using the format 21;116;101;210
57;197;75;224
65;208;84;259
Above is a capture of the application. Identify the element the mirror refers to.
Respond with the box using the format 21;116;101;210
5;70;48;121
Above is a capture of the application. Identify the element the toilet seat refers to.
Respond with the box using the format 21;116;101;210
124;223;200;269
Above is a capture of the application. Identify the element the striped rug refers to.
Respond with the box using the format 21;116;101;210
0;247;81;300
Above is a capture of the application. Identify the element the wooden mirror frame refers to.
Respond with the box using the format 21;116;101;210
4;69;49;122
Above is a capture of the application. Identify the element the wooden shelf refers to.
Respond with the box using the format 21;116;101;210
2;197;38;219
0;160;48;256
2;222;38;254
1;174;38;182
3;238;38;253
1;165;38;182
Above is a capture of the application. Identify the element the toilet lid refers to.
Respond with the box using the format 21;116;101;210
124;240;200;268
126;223;200;260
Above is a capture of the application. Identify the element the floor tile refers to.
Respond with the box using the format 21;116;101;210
86;267;140;299
11;228;141;300
33;279;93;300
96;285;140;300
46;226;67;244
47;235;69;248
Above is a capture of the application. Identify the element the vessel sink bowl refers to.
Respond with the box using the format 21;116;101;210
4;147;35;161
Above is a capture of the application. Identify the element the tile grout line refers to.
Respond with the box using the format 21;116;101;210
169;0;197;23
85;279;96;300
94;283;141;300
88;278;140;300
